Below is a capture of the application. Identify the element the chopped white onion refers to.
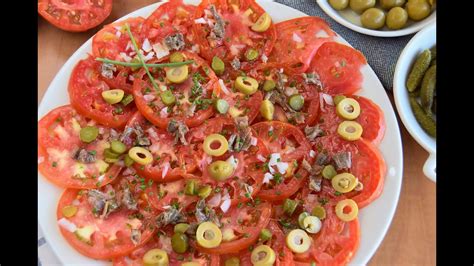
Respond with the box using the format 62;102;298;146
194;18;207;24
309;150;316;158
114;26;122;31
162;162;170;179
263;172;273;184
276;162;289;174
98;174;105;182
38;157;44;164
120;52;132;62
58;218;77;233
143;51;155;62
125;41;132;51
115;31;122;38
72;199;80;206
153;43;170;59
160;14;170;20
221;191;230;201
226;155;238;169
191;44;200;53
230;44;245;57
220;199;231;213
250;136;258;146
206;156;213;164
208;193;222;208
142;38;152;52
218;79;230;95
129;51;136;57
147;128;158;139
315;30;330;38
292;33;303;43
160;107;169;118
257;154;267;162
321;93;334;106
261;54;268;63
319;94;326;112
143;94;156;102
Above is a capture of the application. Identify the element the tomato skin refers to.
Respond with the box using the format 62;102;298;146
269;17;336;74
68;56;136;129
38;0;113;32
57;188;155;260
192;0;277;68
309;42;367;95
132;52;217;130
38;105;122;189
194;202;272;254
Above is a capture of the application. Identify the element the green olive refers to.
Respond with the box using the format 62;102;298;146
333;95;346;105
349;0;375;13
386;7;408;29
102;89;125;104
263;79;276;91
124;154;134;167
283;199;298;216
311;206;327;220
245;49;259;61
166;65;189;83
361;8;386;29
185;179;198;196
234;77;259;95
171;232;189;254
225;257;240;266
298;212;310;229
379;0;405;9
215;99;229;114
212;56;225;75
329;0;349;10
322;165;337;179
110;140;126;154
104;148;120;160
174;223;190;234
198;185;213;199
260;100;274;121
208;161;234;181
160;90;176;106
79;126;99;143
169;52;184;63
406;0;431;21
259;228;272;241
288;94;305;111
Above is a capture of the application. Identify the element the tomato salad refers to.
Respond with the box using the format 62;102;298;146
38;0;387;265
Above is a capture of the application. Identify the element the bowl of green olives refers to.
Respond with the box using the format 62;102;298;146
394;22;436;182
317;0;436;37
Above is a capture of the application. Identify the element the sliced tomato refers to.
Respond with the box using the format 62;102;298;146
193;202;272;254
92;17;145;61
318;95;385;145
313;135;386;208
146;179;199;211
38;105;121;189
308;42;367;95
123;112;199;182
38;0;112;32
57;183;156;260
185;117;267;207
192;0;277;70
140;0;196;52
132;51;218;129
268;17;336;73
68;56;136;129
249;67;321;128
251;121;313;201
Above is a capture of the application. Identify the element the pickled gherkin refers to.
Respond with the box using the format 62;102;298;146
420;64;436;115
406;49;431;92
409;93;436;137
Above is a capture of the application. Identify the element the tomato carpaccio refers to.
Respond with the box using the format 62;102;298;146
39;1;388;264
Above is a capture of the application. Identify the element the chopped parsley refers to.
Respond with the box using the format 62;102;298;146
318;198;329;206
52;162;57;167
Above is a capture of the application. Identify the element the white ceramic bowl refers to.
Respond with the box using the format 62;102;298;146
317;0;436;37
394;22;436;182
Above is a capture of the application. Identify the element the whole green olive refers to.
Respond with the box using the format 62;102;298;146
349;0;375;14
329;0;349;10
406;0;431;21
386;7;408;29
171;233;189;254
360;8;386;29
379;0;405;10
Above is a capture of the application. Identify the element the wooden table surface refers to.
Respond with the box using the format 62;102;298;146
38;1;436;264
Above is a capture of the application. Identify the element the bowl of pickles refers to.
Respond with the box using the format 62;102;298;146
394;22;436;182
317;0;436;37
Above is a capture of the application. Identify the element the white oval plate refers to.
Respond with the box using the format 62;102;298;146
317;0;436;37
393;22;436;182
38;1;403;264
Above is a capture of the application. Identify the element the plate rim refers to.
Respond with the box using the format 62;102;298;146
316;0;436;37
38;1;403;264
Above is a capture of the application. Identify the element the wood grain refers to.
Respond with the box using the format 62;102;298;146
38;1;435;264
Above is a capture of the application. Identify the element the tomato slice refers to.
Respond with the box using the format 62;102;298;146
140;0;196;52
313;135;386;208
268;17;336;74
92;17;145;61
123;112;199;182
193;0;277;70
193;202;272;254
146;179;199;211
38;105;121;189
249;67;321;128
57;179;156;260
38;0;112;32
132;51;218;129
318;95;385;145
308;42;367;95
68;56;137;129
185;117;267;207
